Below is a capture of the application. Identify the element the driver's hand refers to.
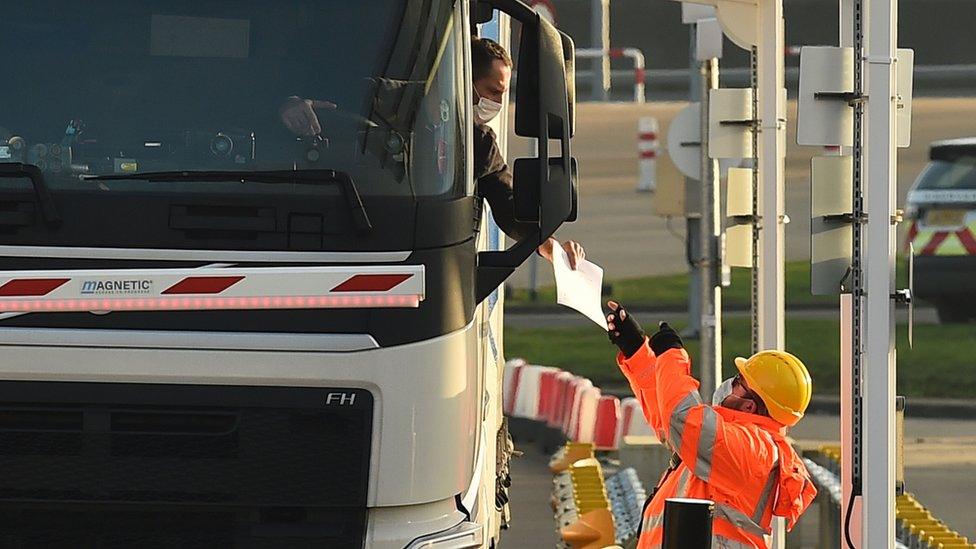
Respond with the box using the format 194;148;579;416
537;238;585;270
279;97;337;136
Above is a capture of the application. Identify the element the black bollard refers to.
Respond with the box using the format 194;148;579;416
662;497;714;549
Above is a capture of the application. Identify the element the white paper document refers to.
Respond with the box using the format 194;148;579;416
552;243;608;330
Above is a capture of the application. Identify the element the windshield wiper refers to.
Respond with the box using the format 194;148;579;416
83;169;371;233
0;163;61;227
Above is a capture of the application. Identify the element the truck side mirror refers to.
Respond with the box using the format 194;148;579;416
514;20;574;139
474;0;579;303
471;1;495;24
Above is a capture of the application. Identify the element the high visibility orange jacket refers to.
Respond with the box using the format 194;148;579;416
617;341;817;549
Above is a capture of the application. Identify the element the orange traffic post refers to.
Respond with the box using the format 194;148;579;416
560;507;616;549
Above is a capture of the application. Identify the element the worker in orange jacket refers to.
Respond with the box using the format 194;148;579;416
606;301;817;549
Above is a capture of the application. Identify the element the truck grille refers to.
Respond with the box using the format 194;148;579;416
0;382;373;548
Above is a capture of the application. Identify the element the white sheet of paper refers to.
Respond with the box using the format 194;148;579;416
552;243;608;330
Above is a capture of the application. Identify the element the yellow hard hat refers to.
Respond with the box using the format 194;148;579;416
733;350;812;427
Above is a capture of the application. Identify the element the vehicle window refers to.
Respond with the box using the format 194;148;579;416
915;157;976;190
0;0;462;198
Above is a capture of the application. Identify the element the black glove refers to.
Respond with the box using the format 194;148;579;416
607;304;645;359
649;322;684;355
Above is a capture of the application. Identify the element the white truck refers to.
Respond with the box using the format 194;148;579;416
0;1;576;547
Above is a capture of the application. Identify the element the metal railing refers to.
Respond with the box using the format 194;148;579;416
576;47;646;103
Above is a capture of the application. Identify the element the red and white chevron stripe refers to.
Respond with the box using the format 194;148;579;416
0;266;424;312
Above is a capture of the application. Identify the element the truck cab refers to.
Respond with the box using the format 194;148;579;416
0;1;576;547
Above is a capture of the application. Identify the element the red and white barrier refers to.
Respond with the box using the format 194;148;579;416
575;47;646;104
502;359;526;416
618;397;654;440
609;47;646;104
511;364;558;420
564;377;594;436
574;387;602;443
637;117;658;192
593;395;621;450
503;358;656;452
548;372;576;429
538;370;561;423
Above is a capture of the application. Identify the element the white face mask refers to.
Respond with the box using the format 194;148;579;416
474;96;503;124
712;376;736;405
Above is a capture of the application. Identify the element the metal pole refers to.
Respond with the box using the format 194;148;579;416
699;57;722;399
757;0;787;546
591;0;610;101
862;0;898;542
686;24;703;340
756;0;786;352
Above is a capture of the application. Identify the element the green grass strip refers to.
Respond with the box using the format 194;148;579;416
504;318;976;398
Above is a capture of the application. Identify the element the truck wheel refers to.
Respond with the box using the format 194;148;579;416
936;302;972;323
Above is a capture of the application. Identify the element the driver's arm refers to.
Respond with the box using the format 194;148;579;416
279;96;336;136
474;124;535;241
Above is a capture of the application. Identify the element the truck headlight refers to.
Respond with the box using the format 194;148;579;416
404;521;484;549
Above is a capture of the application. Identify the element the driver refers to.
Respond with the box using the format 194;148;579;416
279;37;586;269
279;97;336;137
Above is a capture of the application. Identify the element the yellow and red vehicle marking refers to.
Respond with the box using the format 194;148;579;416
905;220;976;256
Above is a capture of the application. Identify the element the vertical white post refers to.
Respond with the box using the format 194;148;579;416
686;24;703;340
757;0;787;546
839;294;861;546
838;1;862;546
756;0;786;353
637;117;658;192
591;0;611;100
699;58;723;401
863;0;898;543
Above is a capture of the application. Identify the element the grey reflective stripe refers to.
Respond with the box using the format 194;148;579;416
712;535;753;549
641;512;663;534
668;391;702;454
715;503;769;537
674;468;692;497
752;461;780;524
695;406;719;481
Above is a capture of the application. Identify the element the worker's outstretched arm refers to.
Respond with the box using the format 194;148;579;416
608;303;666;440
614;338;666;440
610;306;762;487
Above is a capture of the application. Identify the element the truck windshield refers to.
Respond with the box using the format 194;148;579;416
916;157;976;190
0;0;464;198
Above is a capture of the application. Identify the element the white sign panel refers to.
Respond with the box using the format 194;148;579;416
709;88;753;159
682;3;717;23
696;18;724;61
897;48;915;148
797;46;854;147
666;103;702;180
726;167;753;217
